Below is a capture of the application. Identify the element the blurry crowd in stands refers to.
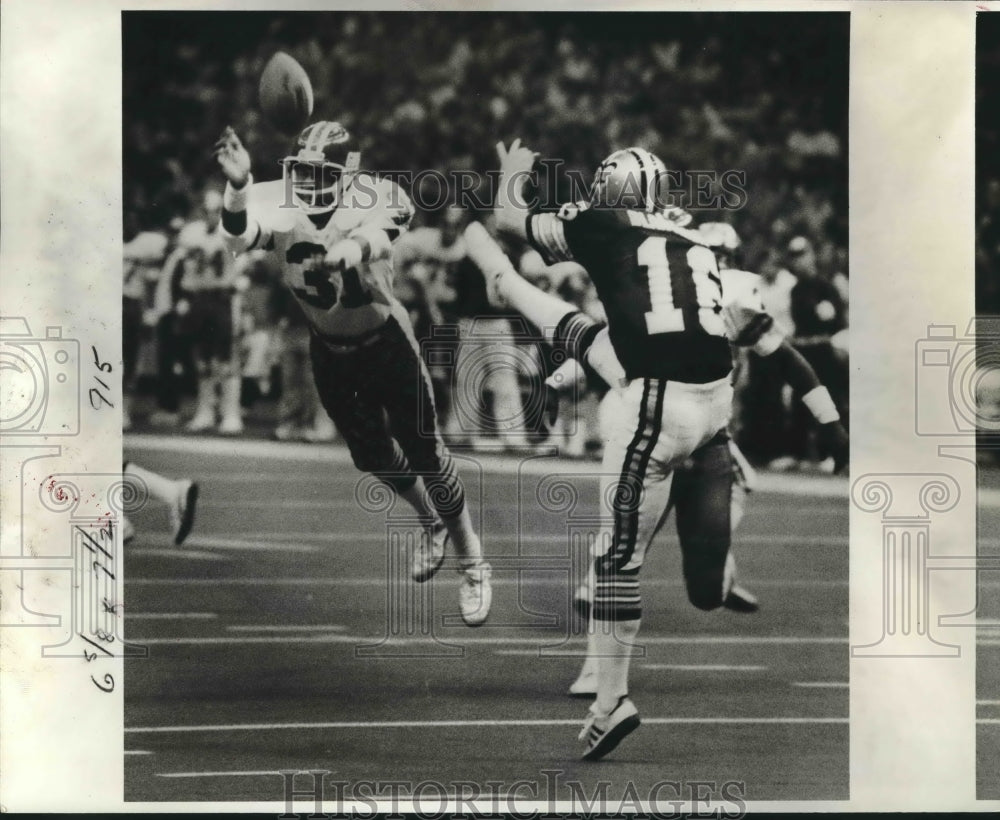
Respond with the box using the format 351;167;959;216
124;11;849;469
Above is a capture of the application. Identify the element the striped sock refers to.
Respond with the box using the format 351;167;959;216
593;617;640;715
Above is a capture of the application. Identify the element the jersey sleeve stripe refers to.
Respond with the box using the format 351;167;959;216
528;212;573;263
554;311;603;362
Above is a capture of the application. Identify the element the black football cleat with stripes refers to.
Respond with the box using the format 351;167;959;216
579;695;641;761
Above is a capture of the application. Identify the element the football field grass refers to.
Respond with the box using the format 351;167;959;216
123;433;852;803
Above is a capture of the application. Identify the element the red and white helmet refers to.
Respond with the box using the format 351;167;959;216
281;121;361;214
589;147;667;213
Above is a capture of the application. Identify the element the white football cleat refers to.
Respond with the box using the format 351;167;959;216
169;480;200;546
413;524;447;583
217;415;244;436
458;561;492;627
185;411;216;433
579;695;641;761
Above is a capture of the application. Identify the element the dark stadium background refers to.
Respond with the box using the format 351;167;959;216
123;11;848;275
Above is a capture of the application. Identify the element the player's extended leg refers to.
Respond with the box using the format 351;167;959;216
185;298;220;432
311;330;453;586
464;221;577;345
122;462;199;546
569;433;759;698
581;376;734;760
379;316;492;626
581;378;676;760
310;330;427;506
216;292;243;435
671;431;734;611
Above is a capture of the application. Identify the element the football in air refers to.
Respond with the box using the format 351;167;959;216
259;52;314;134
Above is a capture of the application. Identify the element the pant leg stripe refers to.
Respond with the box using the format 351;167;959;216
615;378;665;567
594;378;662;621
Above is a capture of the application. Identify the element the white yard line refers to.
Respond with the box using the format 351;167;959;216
157;770;281;778
126;613;218;620
158;537;320;553
793;682;849;688
225;624;348;633
127;634;847;647
641;664;768;672
127;549;225;561
128;716;850;735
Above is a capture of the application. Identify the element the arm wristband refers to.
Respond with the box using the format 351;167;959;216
802;386;840;424
223;174;252;212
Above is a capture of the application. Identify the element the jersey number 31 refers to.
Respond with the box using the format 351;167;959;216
286;242;372;310
638;237;725;337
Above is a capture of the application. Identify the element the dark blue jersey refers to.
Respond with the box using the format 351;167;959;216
528;204;732;383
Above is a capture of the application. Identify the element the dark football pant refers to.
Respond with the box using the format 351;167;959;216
180;290;235;367
659;430;735;611
309;315;465;519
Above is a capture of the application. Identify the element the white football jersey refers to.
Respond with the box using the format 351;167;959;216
177;219;233;293
226;174;414;338
718;268;785;356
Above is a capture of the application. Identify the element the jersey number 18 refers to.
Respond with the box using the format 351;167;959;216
638;237;725;337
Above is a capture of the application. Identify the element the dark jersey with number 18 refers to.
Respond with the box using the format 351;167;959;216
527;203;733;383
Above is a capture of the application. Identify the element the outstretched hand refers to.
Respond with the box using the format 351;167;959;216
496;138;538;177
213;126;251;189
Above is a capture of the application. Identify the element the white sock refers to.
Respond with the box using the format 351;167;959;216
496;271;575;344
124;463;177;505
577;625;600;680
442;506;483;569
593;617;640;715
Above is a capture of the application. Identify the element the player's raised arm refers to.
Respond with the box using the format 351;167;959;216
725;281;848;474
214;127;273;254
464;222;625;389
494;138;540;242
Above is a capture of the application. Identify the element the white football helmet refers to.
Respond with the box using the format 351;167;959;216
589;147;666;213
281;121;361;214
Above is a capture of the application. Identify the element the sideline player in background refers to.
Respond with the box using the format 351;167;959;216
462;221;847;699
492;139;845;759
212;122;491;625
175;190;246;435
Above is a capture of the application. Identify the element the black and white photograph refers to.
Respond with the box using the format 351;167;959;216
977;8;1000;801
119;9;849;806
9;0;1000;814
